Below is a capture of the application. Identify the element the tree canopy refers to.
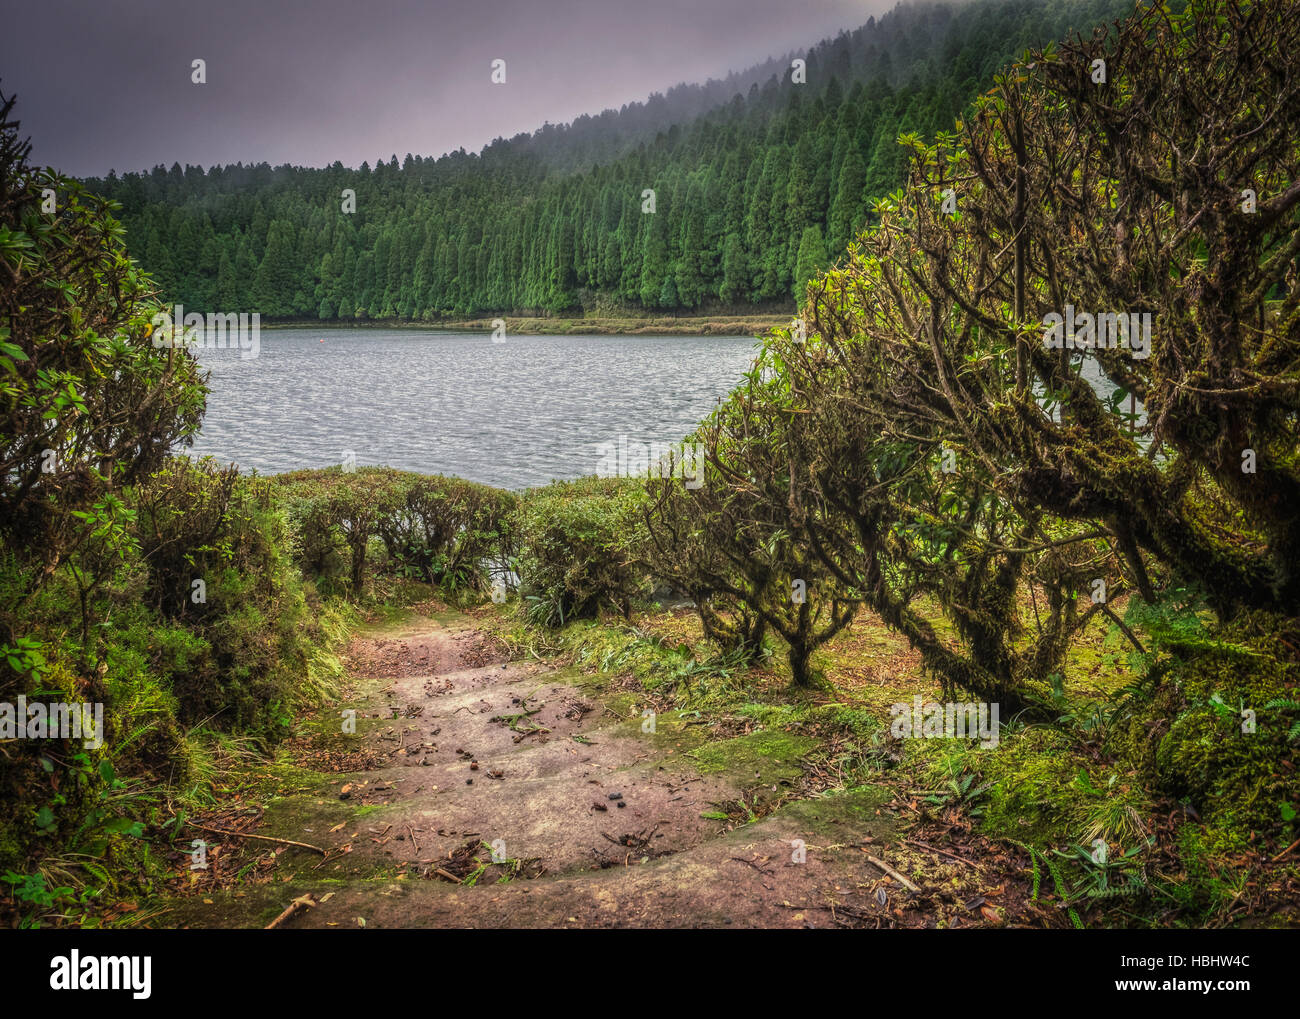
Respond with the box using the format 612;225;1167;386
87;0;1129;319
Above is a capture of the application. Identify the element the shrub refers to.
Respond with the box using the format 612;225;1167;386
642;383;857;686
374;474;516;594
514;476;650;626
276;467;515;598
0;93;211;915
132;457;320;731
0;96;353;925
0;91;206;604
275;466;406;595
132;457;239;617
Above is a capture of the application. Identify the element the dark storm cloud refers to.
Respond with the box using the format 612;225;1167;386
0;0;891;176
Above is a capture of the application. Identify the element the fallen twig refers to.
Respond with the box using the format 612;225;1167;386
265;894;317;929
186;820;325;855
866;853;921;893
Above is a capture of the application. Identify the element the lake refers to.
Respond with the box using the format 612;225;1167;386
188;327;760;490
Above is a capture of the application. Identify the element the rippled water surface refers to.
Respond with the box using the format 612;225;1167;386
190;328;759;489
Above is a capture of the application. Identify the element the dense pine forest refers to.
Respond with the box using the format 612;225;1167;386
88;0;1129;319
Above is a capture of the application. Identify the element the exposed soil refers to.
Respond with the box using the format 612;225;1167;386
157;613;1043;929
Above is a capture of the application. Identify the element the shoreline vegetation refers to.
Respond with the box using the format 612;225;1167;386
3;0;1299;932
260;312;791;336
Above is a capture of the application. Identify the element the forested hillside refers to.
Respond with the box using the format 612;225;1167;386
88;0;1130;320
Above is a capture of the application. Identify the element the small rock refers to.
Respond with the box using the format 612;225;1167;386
616;801;626;808
608;792;622;801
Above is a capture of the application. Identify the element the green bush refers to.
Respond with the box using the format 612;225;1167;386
0;94;214;917
0;96;360;925
275;466;406;595
374;474;516;594
0;92;207;616
513;476;650;626
130;458;322;731
132;456;239;617
276;467;515;599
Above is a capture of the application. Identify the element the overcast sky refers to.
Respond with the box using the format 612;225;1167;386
0;0;893;177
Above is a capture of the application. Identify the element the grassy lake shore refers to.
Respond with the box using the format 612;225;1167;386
261;313;790;336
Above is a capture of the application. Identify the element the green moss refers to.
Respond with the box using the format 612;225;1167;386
241;759;340;801
908;724;1152;852
771;784;892;833
1109;608;1298;832
821;704;886;741
1161;823;1256;920
689;728;816;781
734;702;807;728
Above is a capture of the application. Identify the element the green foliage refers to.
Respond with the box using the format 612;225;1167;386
0;91;207;580
1107;602;1299;832
641;370;858;686
275;466;515;599
923;772;994;816
122;458;324;732
374;473;516;595
6;0;1293;931
0;96;356;924
793;224;828;300
132;456;239;615
85;1;1128;319
1262;698;1300;742
275;466;407;595
514;476;650;626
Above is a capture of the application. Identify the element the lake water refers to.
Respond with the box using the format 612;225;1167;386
189;328;760;489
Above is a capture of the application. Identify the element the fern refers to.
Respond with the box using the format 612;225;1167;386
1012;841;1085;929
111;719;160;755
1263;697;1300;741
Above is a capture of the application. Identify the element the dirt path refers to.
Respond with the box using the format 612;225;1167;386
165;612;905;928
